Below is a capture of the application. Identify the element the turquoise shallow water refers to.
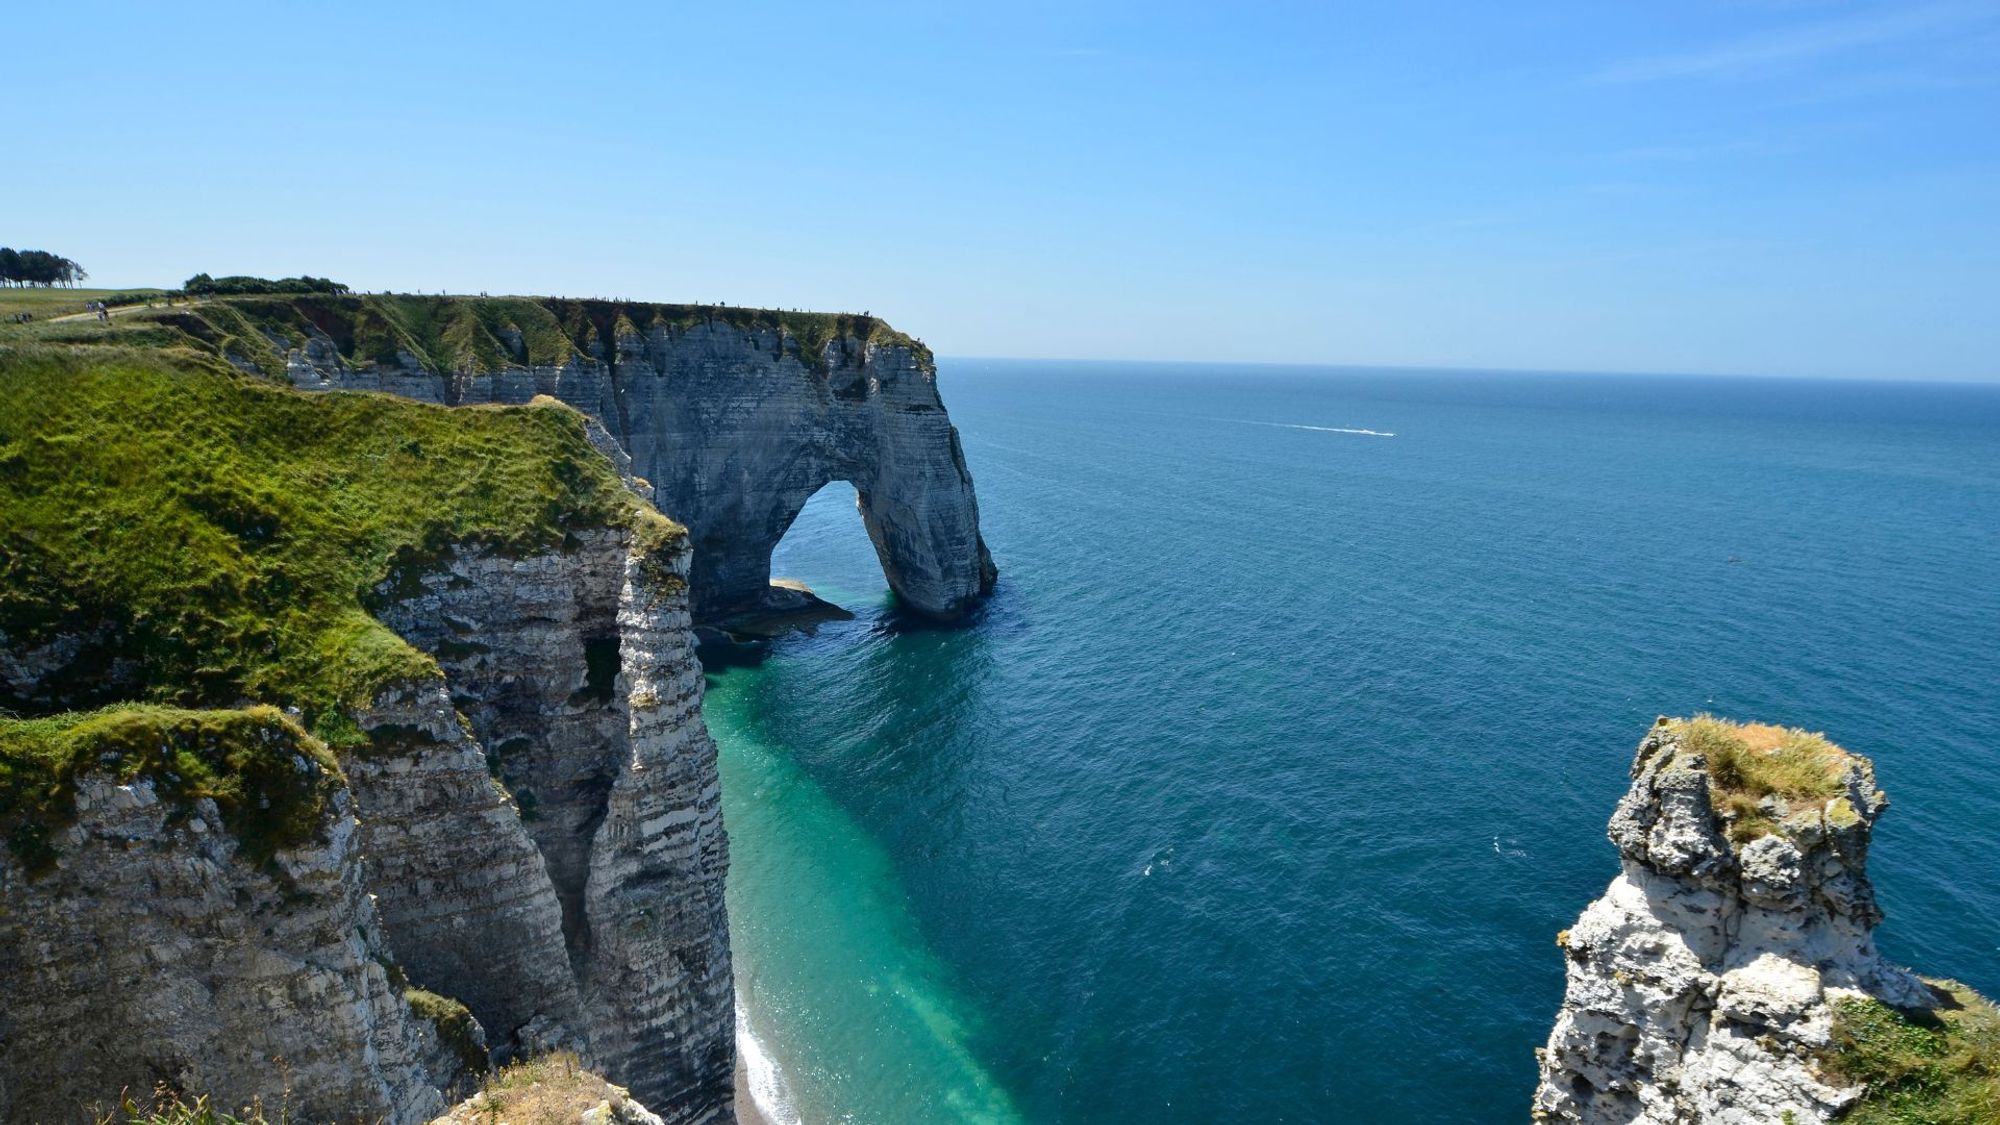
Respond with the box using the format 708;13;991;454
709;362;2000;1124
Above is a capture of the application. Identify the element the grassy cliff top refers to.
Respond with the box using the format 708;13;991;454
0;344;677;742
0;704;342;874
0;293;931;378
1664;715;1855;844
0;286;166;322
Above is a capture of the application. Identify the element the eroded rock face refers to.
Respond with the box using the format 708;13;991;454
285;315;997;621
1534;723;1929;1124
0;777;455;1124
0;527;732;1124
367;529;731;1122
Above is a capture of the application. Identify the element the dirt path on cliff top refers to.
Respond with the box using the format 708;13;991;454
46;300;185;323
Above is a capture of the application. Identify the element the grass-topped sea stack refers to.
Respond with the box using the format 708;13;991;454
1534;717;1999;1124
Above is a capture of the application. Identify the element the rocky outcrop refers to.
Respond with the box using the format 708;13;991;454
1534;718;1933;1124
0;735;456;1125
432;1052;667;1124
367;528;731;1120
274;299;997;621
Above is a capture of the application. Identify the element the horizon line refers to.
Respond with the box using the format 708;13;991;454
934;353;2000;388
49;281;1998;387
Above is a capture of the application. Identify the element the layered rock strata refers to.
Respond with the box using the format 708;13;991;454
0;529;730;1124
367;529;731;1119
0;753;455;1124
278;302;997;621
1534;719;1933;1124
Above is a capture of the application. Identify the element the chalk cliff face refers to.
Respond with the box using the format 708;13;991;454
367;529;731;1119
0;523;730;1124
0;722;456;1124
271;300;998;621
1534;720;1931;1124
1;301;988;1124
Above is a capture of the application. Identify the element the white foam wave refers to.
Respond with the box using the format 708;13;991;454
737;997;804;1125
1231;419;1396;437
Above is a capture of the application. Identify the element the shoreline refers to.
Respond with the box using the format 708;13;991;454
735;1051;775;1125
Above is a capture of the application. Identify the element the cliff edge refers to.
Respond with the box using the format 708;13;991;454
108;294;997;622
1536;717;1999;1125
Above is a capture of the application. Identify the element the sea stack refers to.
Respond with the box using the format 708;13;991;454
1534;717;1960;1124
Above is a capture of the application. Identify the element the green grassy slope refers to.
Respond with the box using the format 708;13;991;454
0;704;341;874
0;342;677;867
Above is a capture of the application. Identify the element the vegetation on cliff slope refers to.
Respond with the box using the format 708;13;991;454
1827;981;2000;1125
92;1052;651;1125
0;291;929;377
406;986;489;1077
0;343;678;868
1670;715;1849;843
93;1090;271;1125
0;345;674;720
433;1051;654;1124
0;704;342;874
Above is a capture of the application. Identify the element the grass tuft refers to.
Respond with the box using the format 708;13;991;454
435;1051;634;1123
405;987;489;1077
1671;715;1849;843
92;1089;275;1125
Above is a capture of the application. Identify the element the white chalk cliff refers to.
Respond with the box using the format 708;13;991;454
1534;719;1935;1124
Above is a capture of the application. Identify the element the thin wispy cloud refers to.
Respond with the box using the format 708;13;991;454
1590;3;1991;83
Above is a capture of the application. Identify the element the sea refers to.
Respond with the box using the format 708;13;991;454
704;360;2000;1124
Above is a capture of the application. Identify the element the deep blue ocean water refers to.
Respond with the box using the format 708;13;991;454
710;361;2000;1124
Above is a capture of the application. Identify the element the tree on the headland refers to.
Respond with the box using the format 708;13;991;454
183;272;350;296
0;248;87;287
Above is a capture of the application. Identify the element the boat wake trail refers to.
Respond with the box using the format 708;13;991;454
1230;419;1396;437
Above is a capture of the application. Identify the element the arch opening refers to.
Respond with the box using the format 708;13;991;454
767;480;883;614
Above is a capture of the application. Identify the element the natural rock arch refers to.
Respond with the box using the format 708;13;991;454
596;322;997;622
274;300;997;622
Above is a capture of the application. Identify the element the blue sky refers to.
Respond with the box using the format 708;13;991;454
9;1;1998;379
